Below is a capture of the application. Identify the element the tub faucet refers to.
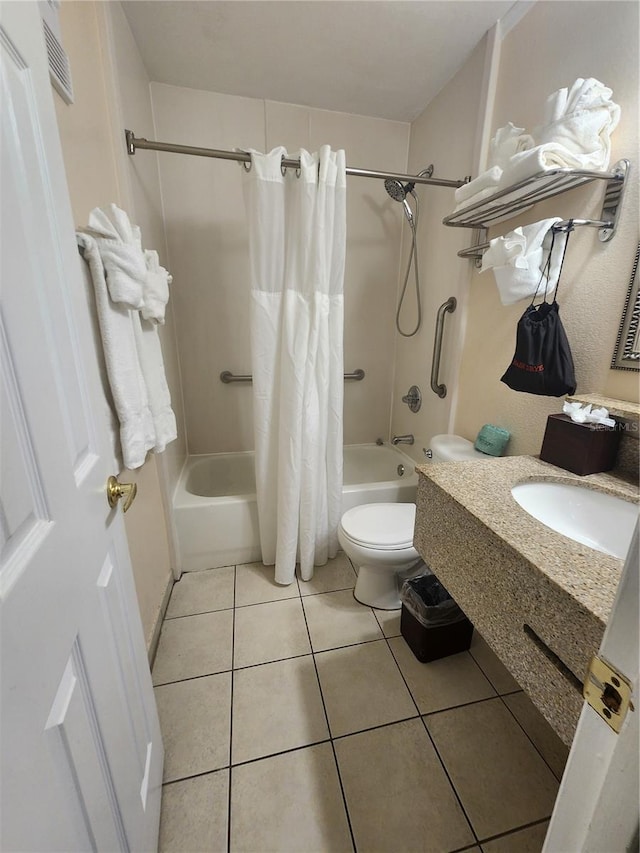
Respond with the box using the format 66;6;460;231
391;434;414;446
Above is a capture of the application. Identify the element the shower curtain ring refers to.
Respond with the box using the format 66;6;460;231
239;150;251;172
281;156;287;177
295;167;301;178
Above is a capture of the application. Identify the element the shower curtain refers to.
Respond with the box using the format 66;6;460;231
243;146;346;585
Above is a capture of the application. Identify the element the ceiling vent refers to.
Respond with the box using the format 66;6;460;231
39;0;73;104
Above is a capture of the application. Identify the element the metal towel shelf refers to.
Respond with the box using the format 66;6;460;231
220;369;365;383
445;160;630;265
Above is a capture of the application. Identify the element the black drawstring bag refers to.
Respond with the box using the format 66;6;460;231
500;223;577;396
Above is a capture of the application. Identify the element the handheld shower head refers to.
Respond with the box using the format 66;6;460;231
384;178;411;202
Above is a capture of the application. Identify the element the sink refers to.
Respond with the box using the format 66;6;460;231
511;480;638;559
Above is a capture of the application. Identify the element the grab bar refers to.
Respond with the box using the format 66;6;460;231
430;297;457;398
220;369;365;383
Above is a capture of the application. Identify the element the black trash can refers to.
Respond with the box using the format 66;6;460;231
400;572;473;663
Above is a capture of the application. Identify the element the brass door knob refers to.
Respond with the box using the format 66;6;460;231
107;476;137;512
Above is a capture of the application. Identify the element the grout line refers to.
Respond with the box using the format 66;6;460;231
476;815;552;846
165;604;235;621
163;766;230;787
497;692;567;783
230;737;333;769
421;693;511;719
382;630;480;847
154;669;231;688
226;565;237;853
299;586;358;853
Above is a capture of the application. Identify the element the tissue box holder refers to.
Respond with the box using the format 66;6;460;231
540;413;621;475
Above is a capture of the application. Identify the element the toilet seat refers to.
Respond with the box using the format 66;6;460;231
339;503;416;551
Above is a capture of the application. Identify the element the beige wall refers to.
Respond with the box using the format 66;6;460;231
54;1;185;647
390;36;488;464
454;1;639;457
150;83;410;453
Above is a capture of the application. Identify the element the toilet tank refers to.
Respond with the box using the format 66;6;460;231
429;434;487;462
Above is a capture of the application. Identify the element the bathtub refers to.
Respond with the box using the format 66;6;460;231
173;443;418;571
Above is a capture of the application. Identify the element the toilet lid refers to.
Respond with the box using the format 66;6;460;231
340;503;416;550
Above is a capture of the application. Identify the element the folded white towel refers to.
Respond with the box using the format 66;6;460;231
454;166;503;205
142;249;171;325
453;185;504;214
132;314;177;452
84;204;147;310
534;78;620;171
77;233;156;469
498;142;592;189
489;122;535;171
480;217;567;305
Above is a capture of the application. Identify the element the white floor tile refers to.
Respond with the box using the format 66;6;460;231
427;698;559;840
165;567;235;619
503;692;569;780
152;610;233;685
235;561;299;607
298;552;356;596
335;718;475;853
230;744;352;852
389;640;496;714
232;656;329;764
481;820;549;852
155;673;231;783
159;770;229;852
470;632;521;694
233;598;311;668
315;640;416;737
302;588;383;651
373;607;402;637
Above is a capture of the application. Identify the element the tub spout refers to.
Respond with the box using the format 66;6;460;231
391;434;414;445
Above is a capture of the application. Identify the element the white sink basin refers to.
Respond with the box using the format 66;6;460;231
511;480;638;560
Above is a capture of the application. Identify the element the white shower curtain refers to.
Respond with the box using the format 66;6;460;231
243;146;346;585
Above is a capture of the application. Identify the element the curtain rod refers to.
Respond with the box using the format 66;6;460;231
125;130;467;189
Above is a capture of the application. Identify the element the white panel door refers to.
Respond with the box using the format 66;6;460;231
0;3;163;851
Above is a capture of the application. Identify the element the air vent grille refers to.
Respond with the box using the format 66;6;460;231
42;17;73;104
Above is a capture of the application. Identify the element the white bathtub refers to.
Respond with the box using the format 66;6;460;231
174;443;418;571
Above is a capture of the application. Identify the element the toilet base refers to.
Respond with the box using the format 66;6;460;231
353;560;423;610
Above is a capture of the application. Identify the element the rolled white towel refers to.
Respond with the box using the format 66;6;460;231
534;78;620;172
489;122;535;171
142;249;171;325
480;217;566;306
454;166;502;205
85;204;147;309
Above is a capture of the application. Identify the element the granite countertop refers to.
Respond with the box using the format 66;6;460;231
415;455;639;625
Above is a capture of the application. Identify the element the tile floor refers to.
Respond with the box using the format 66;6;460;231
153;554;569;853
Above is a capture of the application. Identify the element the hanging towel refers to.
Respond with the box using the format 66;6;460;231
142;249;171;325
131;313;177;452
480;218;567;305
83;204;147;309
77;233;156;469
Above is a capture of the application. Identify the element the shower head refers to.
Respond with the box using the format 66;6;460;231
384;178;413;202
385;179;416;224
384;166;433;204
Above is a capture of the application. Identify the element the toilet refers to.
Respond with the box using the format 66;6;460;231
338;435;488;610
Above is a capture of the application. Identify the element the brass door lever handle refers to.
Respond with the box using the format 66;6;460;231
107;476;137;513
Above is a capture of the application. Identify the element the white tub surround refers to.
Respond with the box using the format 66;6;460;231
174;444;417;572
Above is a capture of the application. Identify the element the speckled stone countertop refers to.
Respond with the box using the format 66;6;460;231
413;456;639;744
